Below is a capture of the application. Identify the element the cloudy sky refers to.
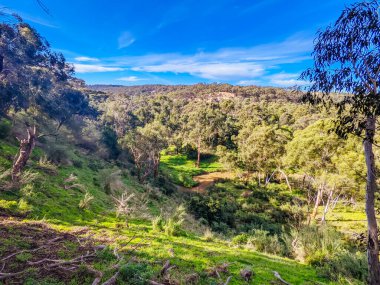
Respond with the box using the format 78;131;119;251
2;0;356;86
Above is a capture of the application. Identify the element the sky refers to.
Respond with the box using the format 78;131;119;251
1;0;357;86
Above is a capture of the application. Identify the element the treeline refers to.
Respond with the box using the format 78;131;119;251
98;90;368;225
90;83;303;102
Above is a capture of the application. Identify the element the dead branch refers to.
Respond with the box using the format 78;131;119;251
102;271;119;285
273;271;291;285
0;236;62;262
147;281;164;285
223;276;232;285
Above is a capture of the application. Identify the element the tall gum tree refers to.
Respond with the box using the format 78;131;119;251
301;1;380;283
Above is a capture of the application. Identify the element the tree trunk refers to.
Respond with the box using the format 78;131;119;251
308;186;323;225
12;126;37;181
153;154;160;178
364;116;380;285
321;189;333;224
196;137;201;168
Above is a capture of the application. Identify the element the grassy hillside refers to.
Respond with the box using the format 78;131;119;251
0;136;334;285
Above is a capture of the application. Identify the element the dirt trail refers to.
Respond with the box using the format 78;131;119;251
190;171;234;193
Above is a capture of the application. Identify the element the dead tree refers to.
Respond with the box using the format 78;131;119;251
12;126;37;181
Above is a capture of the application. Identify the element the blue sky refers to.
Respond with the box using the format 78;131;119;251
2;0;356;86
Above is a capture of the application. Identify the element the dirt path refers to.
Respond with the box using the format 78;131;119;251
190;171;234;193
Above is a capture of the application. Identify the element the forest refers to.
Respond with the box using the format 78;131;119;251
1;1;380;285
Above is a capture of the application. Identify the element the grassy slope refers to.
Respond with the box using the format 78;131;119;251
0;139;332;284
160;152;222;187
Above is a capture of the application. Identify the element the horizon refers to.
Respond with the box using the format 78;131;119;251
2;0;356;87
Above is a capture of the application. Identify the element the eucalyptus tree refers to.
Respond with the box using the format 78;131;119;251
300;1;380;282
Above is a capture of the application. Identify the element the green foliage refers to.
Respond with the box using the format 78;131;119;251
79;192;94;209
151;215;164;232
119;263;153;285
246;229;283;255
317;251;367;282
101;126;120;159
0;199;18;214
18;198;32;214
286;225;345;264
164;205;186;236
15;252;33;262
0;118;11;139
231;233;250;245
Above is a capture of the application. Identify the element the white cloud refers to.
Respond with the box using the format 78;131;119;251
69;34;313;83
118;31;135;49
104;35;312;81
117;76;146;82
73;63;124;73
268;73;308;87
74;56;99;62
132;62;264;80
237;80;259;86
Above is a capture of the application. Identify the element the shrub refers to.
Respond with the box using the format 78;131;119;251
231;233;250;246
46;146;69;165
18;198;32;214
0;118;11;139
286;225;345;263
246;229;283;255
317;251;367;282
152;215;164;232
203;228;214;242
119;263;153;285
0;199;18;214
79;192;94;209
72;159;83;168
164;205;186;236
37;155;58;174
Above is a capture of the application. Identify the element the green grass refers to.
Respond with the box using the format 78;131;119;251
316;204;367;234
46;218;331;285
0;139;338;284
160;152;223;187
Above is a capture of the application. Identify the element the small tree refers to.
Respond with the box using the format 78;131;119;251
301;1;380;282
121;121;168;181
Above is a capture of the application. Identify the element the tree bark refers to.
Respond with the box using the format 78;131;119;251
153;154;160;178
12;126;37;181
321;189;333;224
364;116;380;285
196;137;201;168
308;186;323;225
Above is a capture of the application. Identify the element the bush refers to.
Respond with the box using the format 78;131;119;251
72;159;83;168
153;205;187;237
79;192;94;209
46;146;70;165
18;198;33;214
317;251;367;282
37;155;58;174
0;118;11;139
151;215;164;232
0;199;18;215
246;229;283;255
119;263;153;285
203;228;214;242
231;233;250;246
164;205;186;236
285;225;345;263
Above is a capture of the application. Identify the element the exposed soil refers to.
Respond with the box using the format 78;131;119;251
190;171;235;193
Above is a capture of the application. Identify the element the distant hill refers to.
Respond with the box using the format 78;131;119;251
88;83;302;102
